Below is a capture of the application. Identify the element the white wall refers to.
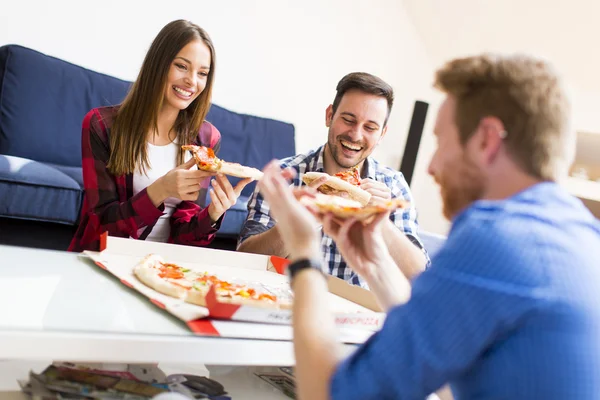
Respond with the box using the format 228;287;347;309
403;0;600;133
403;0;600;235
0;0;447;233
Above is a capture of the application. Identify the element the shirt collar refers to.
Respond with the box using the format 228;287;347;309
362;157;377;180
311;145;326;172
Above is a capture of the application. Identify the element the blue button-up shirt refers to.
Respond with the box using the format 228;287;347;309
331;182;600;399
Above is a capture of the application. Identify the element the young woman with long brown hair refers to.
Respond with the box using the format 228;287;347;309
69;20;249;252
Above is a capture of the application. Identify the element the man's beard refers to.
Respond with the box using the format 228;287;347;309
327;130;368;169
436;154;486;220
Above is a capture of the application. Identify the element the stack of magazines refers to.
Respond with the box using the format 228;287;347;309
18;362;231;399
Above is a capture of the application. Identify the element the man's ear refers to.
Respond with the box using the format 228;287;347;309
476;116;505;164
325;105;334;127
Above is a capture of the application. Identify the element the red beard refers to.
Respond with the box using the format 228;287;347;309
435;154;486;220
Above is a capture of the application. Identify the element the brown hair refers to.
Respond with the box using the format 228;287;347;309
332;72;394;126
107;20;216;175
434;54;573;181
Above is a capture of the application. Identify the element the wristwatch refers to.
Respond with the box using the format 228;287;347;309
286;258;324;282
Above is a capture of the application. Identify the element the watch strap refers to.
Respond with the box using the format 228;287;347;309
287;258;323;281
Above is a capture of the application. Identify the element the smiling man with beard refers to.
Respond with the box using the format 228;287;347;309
237;72;429;287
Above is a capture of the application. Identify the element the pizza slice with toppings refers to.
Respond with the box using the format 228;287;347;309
182;145;263;180
302;166;371;206
134;254;288;308
300;192;408;223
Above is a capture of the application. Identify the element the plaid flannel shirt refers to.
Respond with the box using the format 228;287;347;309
68;106;222;252
238;145;429;288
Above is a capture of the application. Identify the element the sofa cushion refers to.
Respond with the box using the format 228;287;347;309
44;163;84;188
0;154;82;224
207;104;295;197
0;45;131;167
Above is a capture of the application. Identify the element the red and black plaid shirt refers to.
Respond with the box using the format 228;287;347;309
68;106;222;252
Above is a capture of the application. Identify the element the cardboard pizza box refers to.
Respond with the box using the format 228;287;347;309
83;234;385;343
205;284;384;330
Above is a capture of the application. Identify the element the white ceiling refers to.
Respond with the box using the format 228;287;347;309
402;0;600;93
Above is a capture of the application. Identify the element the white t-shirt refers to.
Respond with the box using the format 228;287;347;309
132;142;193;242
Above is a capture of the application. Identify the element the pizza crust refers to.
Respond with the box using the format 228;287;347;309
214;295;292;310
302;172;371;206
219;161;264;180
185;285;211;307
133;254;189;300
301;193;408;223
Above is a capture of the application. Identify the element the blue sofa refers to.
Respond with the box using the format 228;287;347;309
0;44;295;250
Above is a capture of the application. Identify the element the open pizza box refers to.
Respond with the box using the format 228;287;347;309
82;234;385;343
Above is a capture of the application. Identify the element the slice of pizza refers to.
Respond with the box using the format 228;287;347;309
302;166;371;206
300;192;408;223
182;145;264;181
133;254;289;308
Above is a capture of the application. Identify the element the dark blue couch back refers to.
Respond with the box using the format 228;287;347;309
206;104;295;195
0;44;295;196
0;45;131;167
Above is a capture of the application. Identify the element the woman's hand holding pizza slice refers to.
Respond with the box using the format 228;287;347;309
182;145;264;180
208;174;252;222
147;158;216;206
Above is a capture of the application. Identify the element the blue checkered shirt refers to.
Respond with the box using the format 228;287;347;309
238;145;428;288
330;182;600;399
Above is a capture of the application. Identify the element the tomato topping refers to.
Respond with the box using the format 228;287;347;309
158;263;184;279
257;293;277;302
196;146;218;168
334;167;361;186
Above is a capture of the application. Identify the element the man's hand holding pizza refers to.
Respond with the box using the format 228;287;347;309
321;212;391;280
360;178;392;205
322;210;411;310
